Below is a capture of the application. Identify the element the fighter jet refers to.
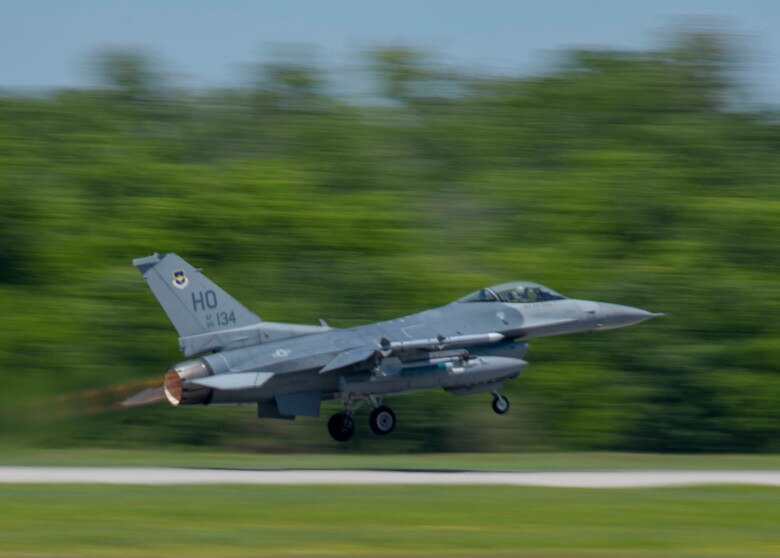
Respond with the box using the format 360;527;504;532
124;253;660;441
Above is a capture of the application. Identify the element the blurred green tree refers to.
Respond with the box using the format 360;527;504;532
0;32;778;453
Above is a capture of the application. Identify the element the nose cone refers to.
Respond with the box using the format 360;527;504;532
593;303;661;331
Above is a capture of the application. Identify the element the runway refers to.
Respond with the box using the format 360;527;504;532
1;467;780;487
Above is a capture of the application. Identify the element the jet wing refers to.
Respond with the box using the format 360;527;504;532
188;372;274;391
319;346;378;374
320;333;508;374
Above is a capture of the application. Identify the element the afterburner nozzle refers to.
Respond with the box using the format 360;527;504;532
163;359;213;405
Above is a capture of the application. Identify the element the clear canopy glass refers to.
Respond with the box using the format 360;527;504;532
458;281;566;304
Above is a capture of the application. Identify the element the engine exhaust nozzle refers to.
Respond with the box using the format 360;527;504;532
163;358;213;406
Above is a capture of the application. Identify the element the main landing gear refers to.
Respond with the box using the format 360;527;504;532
369;406;396;436
327;412;355;442
327;397;396;442
327;392;508;442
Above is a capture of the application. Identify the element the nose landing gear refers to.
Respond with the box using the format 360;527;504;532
491;393;510;414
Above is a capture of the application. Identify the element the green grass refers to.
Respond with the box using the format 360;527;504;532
2;451;779;556
0;484;778;557
3;448;780;470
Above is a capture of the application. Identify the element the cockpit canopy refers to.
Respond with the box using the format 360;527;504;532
458;281;566;304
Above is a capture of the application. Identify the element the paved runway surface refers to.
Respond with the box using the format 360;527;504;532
1;467;780;487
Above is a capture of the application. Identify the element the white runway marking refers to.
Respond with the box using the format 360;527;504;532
1;467;780;487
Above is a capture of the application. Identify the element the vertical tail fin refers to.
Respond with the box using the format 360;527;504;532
132;253;261;338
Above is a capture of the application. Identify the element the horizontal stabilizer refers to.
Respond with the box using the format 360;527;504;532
319;346;377;374
189;372;274;391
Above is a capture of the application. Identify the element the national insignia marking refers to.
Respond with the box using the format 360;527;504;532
172;269;188;289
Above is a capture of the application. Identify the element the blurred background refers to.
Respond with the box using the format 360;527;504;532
1;0;779;455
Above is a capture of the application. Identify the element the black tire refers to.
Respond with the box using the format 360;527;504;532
369;406;396;436
492;395;510;415
327;413;355;442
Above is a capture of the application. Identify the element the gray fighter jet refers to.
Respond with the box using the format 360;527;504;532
124;253;660;441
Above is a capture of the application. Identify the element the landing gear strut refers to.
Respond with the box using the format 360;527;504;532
492;393;510;415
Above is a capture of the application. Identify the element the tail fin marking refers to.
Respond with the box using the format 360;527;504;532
132;253;261;338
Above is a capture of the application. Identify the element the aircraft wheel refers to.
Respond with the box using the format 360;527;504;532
328;413;355;442
369;406;396;436
492;395;510;415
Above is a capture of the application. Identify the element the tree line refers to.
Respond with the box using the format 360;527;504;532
1;31;778;452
